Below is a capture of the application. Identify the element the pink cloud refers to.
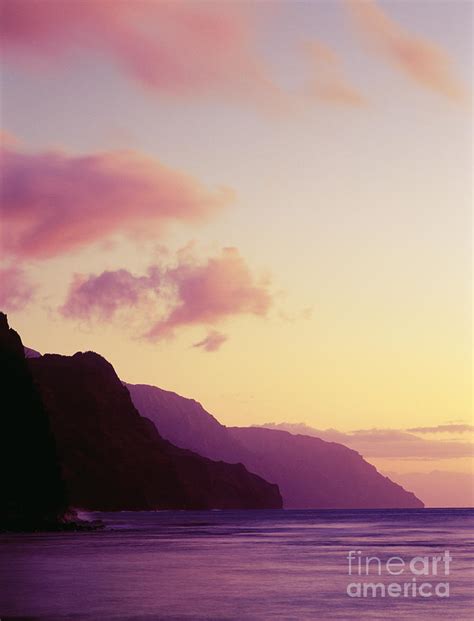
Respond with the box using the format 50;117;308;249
304;41;366;107
0;266;35;311
0;142;232;259
0;0;283;109
193;330;228;353
60;267;160;322
345;0;468;103
60;248;273;341
146;248;272;340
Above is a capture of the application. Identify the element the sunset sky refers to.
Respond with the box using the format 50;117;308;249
0;1;472;500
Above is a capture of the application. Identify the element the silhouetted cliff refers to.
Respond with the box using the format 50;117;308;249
125;383;249;463
0;313;67;530
128;383;424;509
29;353;282;510
229;427;423;509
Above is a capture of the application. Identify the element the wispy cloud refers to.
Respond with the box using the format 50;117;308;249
0;0;285;111
0;1;374;114
0;141;232;260
345;0;468;103
0;266;35;312
193;330;228;353
304;41;366;107
408;424;474;434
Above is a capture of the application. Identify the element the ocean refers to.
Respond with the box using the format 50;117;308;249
0;508;473;620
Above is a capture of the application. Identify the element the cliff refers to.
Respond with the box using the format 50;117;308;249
0;313;67;530
28;352;282;510
229;426;423;509
124;383;249;463
127;383;423;509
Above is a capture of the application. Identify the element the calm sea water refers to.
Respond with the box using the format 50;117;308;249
0;509;473;620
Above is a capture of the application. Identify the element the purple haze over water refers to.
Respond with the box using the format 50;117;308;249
1;509;473;620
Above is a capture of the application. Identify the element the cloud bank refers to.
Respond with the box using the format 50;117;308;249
261;422;474;460
408;424;474;434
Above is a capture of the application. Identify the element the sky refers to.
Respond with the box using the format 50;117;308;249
0;0;472;503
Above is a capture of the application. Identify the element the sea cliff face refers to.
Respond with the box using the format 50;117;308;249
127;383;424;509
0;313;67;530
28;352;282;510
228;427;423;509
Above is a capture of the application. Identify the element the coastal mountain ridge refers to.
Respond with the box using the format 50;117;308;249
1;313;281;531
127;382;424;509
28;351;282;511
3;315;422;519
